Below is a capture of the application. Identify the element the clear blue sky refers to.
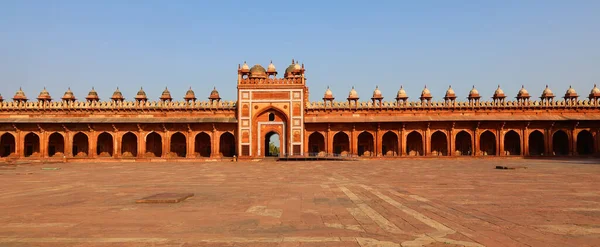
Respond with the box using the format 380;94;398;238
1;1;598;102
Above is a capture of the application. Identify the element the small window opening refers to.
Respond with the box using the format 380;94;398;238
268;113;275;121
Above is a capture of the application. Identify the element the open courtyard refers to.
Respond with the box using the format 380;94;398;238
0;158;599;247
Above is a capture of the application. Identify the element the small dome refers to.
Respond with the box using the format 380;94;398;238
348;86;359;99
517;85;529;97
135;87;147;101
493;85;506;98
294;62;301;70
396;85;408;99
564;85;578;98
591;84;600;94
249;64;267;78
421;85;432;97
37;87;52;101
209;87;221;100
241;61;249;71
12;87;27;101
541;85;554;98
111;87;124;101
160;87;172;101
469;86;479;95
323;86;334;99
86;87;99;101
267;61;276;73
184;87;196;101
372;86;382;99
445;85;455;97
62;87;76;101
285;59;300;75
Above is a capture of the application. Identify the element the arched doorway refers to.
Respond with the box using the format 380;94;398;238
430;131;447;156
406;131;423;156
577;130;594;155
194;132;211;157
552;130;569;155
528;130;545;156
72;132;88;157
96;132;113;157
48;132;65;157
146;132;162;157
479;131;496;156
264;131;281;157
357;132;374;156
504;130;521;155
308;132;325;156
455;131;472;156
333;132;350;156
121;132;137;157
0;133;16;157
382;131;398;156
219;132;235;157
24;132;40;157
170;132;187;157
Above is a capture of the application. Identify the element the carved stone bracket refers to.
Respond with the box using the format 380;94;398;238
111;124;118;132
11;124;19;132
187;124;192;133
61;124;69;132
137;124;143;132
162;123;168;132
87;124;94;132
37;124;45;133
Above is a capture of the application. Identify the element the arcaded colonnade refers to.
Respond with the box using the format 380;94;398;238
0;124;236;159
304;122;600;157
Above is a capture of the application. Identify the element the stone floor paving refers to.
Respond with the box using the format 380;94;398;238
0;158;599;247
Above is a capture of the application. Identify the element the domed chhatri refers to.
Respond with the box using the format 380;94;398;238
209;87;221;103
323;86;334;100
37;87;52;102
492;85;506;100
135;87;148;102
564;85;578;98
12;87;28;102
347;86;359;100
184;87;197;102
160;87;172;102
420;85;432;102
240;61;250;72
395;85;408;101
516;85;531;103
371;86;383;99
590;84;600;98
444;85;456;101
284;59;304;78
541;85;555;99
266;60;277;76
468;85;481;99
86;87;100;102
62;87;76;102
111;87;125;102
249;64;267;79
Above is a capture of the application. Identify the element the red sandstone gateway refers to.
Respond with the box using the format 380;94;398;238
0;60;599;160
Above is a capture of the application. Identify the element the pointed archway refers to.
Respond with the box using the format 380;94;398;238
577;130;594;155
96;132;113;157
0;133;16;158
552;130;569;155
528;130;545;156
430;131;448;156
382;131;398;156
72;132;89;157
121;132;137;157
455;131;472;156
24;132;41;157
308;132;325;156
146;132;162;157
219;132;236;157
265;131;281;157
48;132;65;157
479;131;496;156
170;132;187;157
194;132;211;157
333;132;350;156
504;130;520;155
406;131;423;156
357;132;374;156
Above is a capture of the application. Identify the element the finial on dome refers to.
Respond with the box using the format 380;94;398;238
292;59;294;64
